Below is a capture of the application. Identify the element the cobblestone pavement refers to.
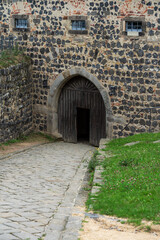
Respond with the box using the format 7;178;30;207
0;141;94;240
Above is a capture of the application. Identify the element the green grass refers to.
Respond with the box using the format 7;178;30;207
38;132;56;142
88;150;99;186
87;132;160;224
0;45;30;69
88;150;99;173
0;132;56;147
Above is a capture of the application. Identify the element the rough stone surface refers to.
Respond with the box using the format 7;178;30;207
124;141;141;146
0;63;33;143
90;139;105;198
153;140;160;143
0;141;94;240
0;0;160;140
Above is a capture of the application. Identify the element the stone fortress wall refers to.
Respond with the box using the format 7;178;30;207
0;0;160;139
0;63;32;142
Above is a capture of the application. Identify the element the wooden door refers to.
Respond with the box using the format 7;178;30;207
90;92;106;146
58;76;106;146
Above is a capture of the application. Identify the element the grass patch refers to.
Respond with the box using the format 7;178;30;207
0;132;56;148
0;45;31;69
88;150;99;186
87;132;160;224
88;150;99;173
25;132;57;143
38;132;56;142
3;139;21;146
145;225;151;232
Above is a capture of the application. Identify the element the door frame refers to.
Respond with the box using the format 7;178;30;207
47;68;113;140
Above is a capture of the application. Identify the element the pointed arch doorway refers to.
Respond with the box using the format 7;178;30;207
58;76;106;146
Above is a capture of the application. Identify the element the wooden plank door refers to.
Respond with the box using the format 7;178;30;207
58;76;106;146
89;92;106;146
58;89;77;143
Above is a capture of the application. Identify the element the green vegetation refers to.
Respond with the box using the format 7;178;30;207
0;137;23;148
87;132;160;224
38;132;57;142
0;45;31;69
88;150;99;173
88;150;99;186
27;132;57;143
0;132;57;148
145;225;151;232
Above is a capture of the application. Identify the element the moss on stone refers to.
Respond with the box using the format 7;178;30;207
0;47;31;69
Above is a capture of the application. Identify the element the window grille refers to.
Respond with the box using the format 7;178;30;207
15;18;28;29
72;20;86;31
126;21;142;32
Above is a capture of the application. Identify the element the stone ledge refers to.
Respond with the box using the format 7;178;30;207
90;138;109;197
0;62;30;76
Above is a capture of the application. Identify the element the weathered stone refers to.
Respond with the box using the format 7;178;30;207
0;0;159;141
0;142;94;240
0;64;32;143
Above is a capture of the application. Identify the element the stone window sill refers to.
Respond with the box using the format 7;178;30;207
122;31;145;38
68;30;88;35
13;28;30;32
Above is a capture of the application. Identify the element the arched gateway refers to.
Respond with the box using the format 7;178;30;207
58;76;106;146
47;68;112;146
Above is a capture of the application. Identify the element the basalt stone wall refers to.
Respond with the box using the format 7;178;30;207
0;0;160;138
0;63;33;143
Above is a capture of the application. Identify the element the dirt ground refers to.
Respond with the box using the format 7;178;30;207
80;214;160;240
0;134;50;157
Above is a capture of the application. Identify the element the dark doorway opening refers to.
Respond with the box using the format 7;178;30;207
58;76;106;146
77;108;90;142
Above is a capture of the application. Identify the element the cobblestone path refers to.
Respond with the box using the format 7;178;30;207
0;142;94;240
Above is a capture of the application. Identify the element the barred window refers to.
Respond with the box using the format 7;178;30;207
72;20;86;31
12;15;29;31
15;18;28;29
126;21;142;33
122;18;145;37
68;16;88;35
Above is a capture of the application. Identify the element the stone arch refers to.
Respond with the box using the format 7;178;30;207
47;68;113;139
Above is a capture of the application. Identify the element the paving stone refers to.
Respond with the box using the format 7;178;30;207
0;234;18;240
85;213;100;219
153;140;160;143
13;231;38;240
8;216;29;222
44;231;60;240
61;232;79;240
124;141;141;146
0;142;94;240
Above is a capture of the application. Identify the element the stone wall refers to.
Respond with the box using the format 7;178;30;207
0;0;160;138
0;63;33;143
